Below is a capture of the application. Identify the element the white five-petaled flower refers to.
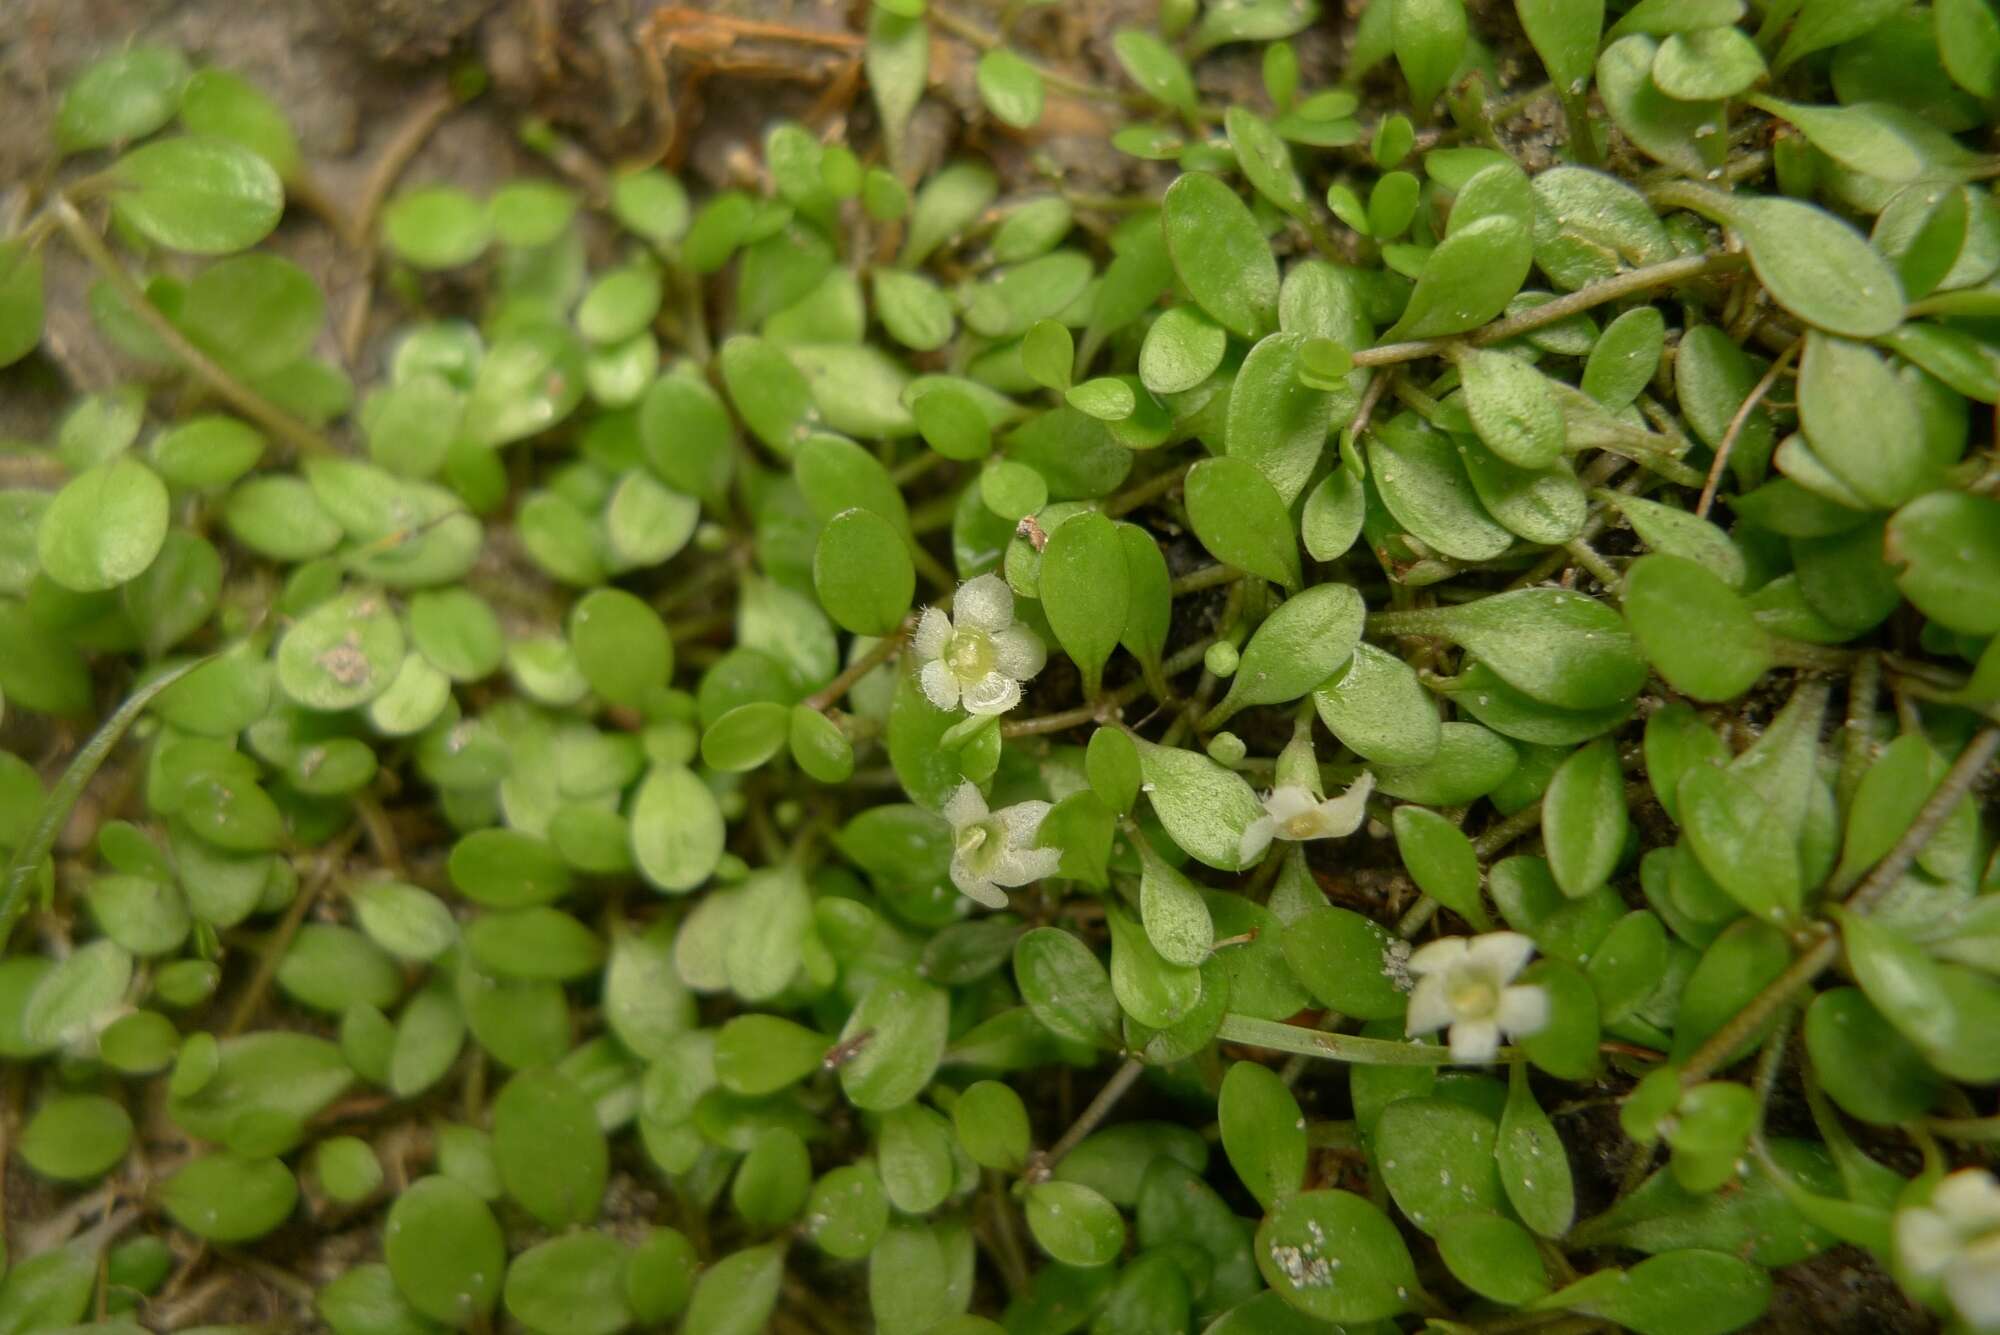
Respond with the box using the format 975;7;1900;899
1898;1169;2000;1331
1403;931;1550;1064
1236;772;1376;866
914;574;1047;716
944;781;1061;909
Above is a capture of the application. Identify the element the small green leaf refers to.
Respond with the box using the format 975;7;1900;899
1113;29;1198;113
1377;588;1645;711
1624;554;1773;701
1162;173;1279;339
813;508;914;636
1256;1190;1415;1323
37;455;169;593
503;1231;634;1335
1205;583;1364;728
20;1094;132;1182
1669;185;1904;338
1014;926;1122;1048
1518;0;1605;92
1886;490;2000;635
0;241;45;369
383;185;491;270
1185;456;1302;590
838;970;949;1110
1219;1060;1307;1210
1532;1250;1771;1335
1281;906;1409;1019
1392;805;1491;928
1134;737;1268;872
1393;0;1470;108
160;1154;297;1242
1026;1180;1126;1267
1803;986;1941;1125
1457;347;1566;468
1228;332;1348;504
1384;215;1533;340
494;1067;607;1228
976;48;1044;128
58;45;190;151
1541;739;1627;898
1677;766;1799;925
1499;1063;1576;1236
682;1244;783;1335
1139;307;1227;397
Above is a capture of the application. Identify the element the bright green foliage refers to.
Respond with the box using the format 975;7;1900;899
2;12;1996;1335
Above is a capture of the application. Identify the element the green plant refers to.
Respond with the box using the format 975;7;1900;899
0;0;1998;1331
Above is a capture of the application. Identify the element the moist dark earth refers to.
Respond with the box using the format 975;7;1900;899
0;0;1941;1329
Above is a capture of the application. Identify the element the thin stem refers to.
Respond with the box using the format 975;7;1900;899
1353;252;1743;369
338;83;458;362
223;831;355;1037
1924;1115;2000;1143
1473;801;1546;861
806;622;911;712
1563;537;1622;591
925;7;1129;105
1000;636;1212;738
1216;1014;1485;1066
1;660;205;946
1104;462;1192;518
1836;652;1881;815
1028;1057;1144;1181
1679;725;2000;1084
55;200;336;456
1169;564;1247;597
1843;725;2000;915
1698;338;1797;518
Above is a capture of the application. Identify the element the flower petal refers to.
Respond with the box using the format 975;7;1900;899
995;843;1062;887
913;606;953;660
1898;1207;1961;1280
954;573;1015;633
1496;984;1550;1040
956;870;1010;909
996;799;1052;845
961;671;1022;716
1262;785;1320;827
1935;1170;2000;1237
1467;931;1537;985
1309;772;1374;838
1237;815;1274;867
991;625;1047;680
943;781;988;831
1405;974;1453;1036
1447;1018;1502;1064
920;659;961;710
1407;936;1471;976
1947;1236;2000;1331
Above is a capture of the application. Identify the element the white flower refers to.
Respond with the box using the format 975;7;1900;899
913;574;1046;716
1403;931;1549;1063
1236;772;1375;866
1899;1169;2000;1331
944;782;1061;909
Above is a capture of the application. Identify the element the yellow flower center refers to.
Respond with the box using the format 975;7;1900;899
946;627;997;682
1448;975;1499;1019
1280;810;1323;839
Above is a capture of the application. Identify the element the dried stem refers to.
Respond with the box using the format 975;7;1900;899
1678;725;2000;1085
1026;1056;1144;1182
53;200;335;456
1697;337;1797;518
1354;252;1744;369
